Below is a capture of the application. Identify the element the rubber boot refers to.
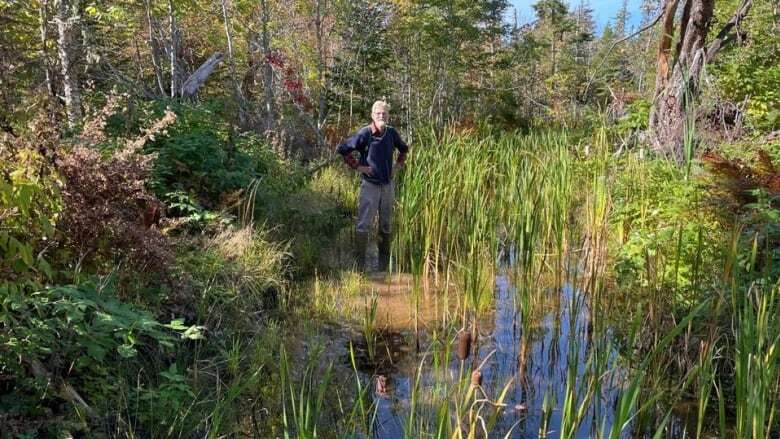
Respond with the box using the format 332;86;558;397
377;231;392;272
354;231;368;271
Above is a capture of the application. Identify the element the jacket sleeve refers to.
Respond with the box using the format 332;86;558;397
336;128;368;169
394;129;409;165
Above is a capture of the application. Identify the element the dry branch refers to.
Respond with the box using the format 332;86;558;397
706;0;754;62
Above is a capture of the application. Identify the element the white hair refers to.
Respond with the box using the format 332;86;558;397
372;100;390;113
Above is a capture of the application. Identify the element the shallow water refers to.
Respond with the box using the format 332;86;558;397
366;272;617;438
347;268;708;438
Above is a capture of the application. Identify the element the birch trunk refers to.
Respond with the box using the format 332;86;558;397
314;0;326;149
56;0;82;129
168;0;178;98
259;0;276;132
40;0;55;97
144;0;166;96
221;0;247;125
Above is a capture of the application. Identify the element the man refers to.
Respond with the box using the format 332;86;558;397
337;100;409;271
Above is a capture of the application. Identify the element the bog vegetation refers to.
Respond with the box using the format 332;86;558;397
1;0;778;437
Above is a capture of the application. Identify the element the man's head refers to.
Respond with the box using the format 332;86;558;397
371;100;390;130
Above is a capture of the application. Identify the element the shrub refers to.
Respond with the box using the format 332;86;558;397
615;98;650;136
141;103;257;206
1;113;63;298
706;0;779;132
0;280;202;434
608;157;723;305
703;147;780;281
56;109;177;277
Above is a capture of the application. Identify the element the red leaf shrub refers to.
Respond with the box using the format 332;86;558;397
703;149;780;206
56;108;177;274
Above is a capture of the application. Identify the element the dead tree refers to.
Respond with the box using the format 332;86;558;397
648;0;753;162
180;53;224;99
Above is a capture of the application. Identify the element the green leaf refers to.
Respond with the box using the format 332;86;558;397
165;318;187;331
117;344;137;358
86;341;107;361
181;325;205;340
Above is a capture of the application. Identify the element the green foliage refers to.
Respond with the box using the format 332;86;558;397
0;135;61;294
0;281;202;423
716;56;780;130
135;363;197;432
163;190;232;228
740;189;780;281
712;0;780;130
237;164;354;276
615;98;650;135
143;103;253;203
119;100;310;228
609;157;722;304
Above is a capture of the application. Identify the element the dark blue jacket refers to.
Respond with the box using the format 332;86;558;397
337;124;409;185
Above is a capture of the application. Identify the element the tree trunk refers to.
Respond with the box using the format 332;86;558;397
55;0;82;130
404;46;412;140
221;0;248;126
40;0;55;97
180;52;224;98
144;0;166;96
649;0;753;161
648;0;680;124
259;0;276;133
241;31;258;103
314;0;327;150
168;0;178;98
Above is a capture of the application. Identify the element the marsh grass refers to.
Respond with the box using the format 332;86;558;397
280;345;333;439
396;128;574;303
362;290;379;363
305;123;780;437
733;281;780;438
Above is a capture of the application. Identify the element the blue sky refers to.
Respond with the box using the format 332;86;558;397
508;0;645;35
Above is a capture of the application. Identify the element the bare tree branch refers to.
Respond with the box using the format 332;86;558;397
706;0;753;62
583;6;666;97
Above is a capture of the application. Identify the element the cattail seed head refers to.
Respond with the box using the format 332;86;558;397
457;330;472;361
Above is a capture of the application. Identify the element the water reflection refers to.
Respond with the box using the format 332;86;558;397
348;263;710;438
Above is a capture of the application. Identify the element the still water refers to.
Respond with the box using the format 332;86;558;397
352;269;700;438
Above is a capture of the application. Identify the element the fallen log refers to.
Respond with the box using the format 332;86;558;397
180;52;224;99
28;358;98;420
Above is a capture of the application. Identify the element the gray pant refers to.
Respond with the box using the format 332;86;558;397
356;179;394;234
